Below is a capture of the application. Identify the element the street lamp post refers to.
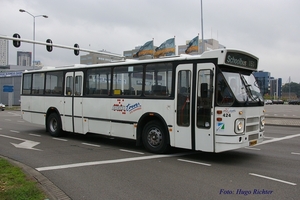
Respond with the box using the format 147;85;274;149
19;9;48;69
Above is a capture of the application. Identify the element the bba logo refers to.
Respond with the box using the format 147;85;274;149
112;99;142;114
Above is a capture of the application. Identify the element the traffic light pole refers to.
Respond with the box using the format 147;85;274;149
3;35;125;60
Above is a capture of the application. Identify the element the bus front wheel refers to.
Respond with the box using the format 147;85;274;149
142;120;169;154
47;113;62;137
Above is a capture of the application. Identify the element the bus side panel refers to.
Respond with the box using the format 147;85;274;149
21;95;32;123
110;98;140;139
63;96;73;132
44;96;64;124
28;96;46;125
82;98;111;136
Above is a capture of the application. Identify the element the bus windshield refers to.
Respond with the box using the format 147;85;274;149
217;71;263;105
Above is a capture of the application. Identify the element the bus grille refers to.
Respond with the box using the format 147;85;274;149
246;117;259;133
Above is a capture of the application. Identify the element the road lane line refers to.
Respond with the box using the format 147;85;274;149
178;159;211;166
256;133;300;146
263;136;275;139
244;147;260;151
291;152;300;155
120;149;144;155
29;134;41;137
249;173;297;186
52;138;68;142
36;152;191;172
82;143;100;148
10;130;20;133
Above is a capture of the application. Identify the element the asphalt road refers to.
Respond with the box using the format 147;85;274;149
264;104;300;118
0;109;299;200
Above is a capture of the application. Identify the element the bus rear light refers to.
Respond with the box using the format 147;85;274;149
216;117;222;121
217;110;222;114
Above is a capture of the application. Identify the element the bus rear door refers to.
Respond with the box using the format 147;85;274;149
174;64;193;149
64;71;84;133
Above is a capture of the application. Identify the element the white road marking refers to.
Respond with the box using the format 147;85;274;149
36;152;191;171
0;134;41;151
256;133;300;146
178;159;211;166
263;136;274;139
82;143;100;147
244;147;260;151
29;134;41;137
8;112;21;116
10;130;20;133
52;138;68;142
249;173;297;186
291;152;300;155
0;128;2;130
120;149;144;155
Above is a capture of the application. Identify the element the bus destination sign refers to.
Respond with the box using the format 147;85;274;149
225;52;258;69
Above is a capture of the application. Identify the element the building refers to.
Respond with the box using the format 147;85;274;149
17;51;32;66
80;50;123;65
253;71;270;96
0;38;9;66
123;46;140;59
270;77;282;99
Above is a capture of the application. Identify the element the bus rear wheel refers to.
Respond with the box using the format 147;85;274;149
142;120;169;154
47;113;62;137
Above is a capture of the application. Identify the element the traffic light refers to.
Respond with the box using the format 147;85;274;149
46;39;53;52
74;43;79;56
13;33;21;47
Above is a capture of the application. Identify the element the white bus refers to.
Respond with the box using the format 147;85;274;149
21;49;265;153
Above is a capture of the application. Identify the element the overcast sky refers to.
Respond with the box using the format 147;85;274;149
1;0;299;83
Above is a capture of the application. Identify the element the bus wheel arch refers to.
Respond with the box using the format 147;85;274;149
46;108;63;137
137;113;170;153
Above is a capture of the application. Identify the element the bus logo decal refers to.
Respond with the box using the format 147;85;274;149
216;122;225;132
112;99;126;114
112;99;142;114
126;102;142;114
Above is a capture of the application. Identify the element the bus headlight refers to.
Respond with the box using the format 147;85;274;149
235;119;245;134
260;116;265;131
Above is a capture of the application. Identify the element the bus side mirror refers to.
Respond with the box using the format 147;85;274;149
201;83;208;98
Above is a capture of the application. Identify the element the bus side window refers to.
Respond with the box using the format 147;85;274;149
66;76;73;96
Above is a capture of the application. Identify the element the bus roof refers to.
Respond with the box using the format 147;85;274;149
32;49;258;72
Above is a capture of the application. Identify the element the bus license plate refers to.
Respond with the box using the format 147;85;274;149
249;140;257;146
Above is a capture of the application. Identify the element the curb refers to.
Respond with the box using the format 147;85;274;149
0;155;70;200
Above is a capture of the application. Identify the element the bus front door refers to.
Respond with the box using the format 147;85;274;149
194;63;214;152
64;71;84;133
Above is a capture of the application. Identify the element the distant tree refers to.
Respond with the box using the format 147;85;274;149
282;82;300;97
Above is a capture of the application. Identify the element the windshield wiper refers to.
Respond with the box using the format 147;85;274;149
240;75;257;102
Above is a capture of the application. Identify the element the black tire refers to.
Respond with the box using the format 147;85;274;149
46;113;63;137
142;120;169;154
